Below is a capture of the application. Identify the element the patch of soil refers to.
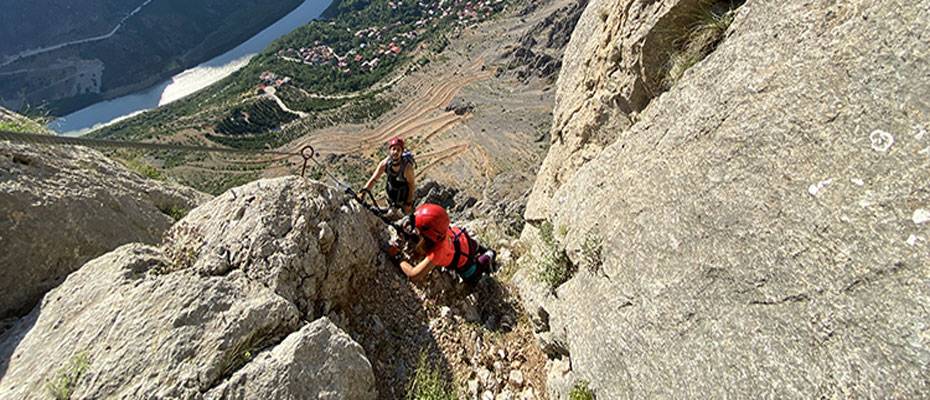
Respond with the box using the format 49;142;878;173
342;250;548;399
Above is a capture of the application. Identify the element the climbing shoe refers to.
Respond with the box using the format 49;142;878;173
478;249;497;274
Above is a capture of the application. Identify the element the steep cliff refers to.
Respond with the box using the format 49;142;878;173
517;0;929;397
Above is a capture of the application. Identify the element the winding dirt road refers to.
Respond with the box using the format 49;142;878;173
289;59;493;158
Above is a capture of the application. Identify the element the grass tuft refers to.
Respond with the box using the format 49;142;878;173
159;204;189;222
46;351;91;400
534;221;574;292
406;352;458;400
660;0;741;90
569;380;596;400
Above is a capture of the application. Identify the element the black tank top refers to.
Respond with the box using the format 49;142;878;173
386;157;407;187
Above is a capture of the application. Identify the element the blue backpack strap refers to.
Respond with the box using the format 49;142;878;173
402;150;416;168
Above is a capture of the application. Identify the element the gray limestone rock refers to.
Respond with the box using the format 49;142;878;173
0;139;208;319
205;318;376;400
519;0;930;398
0;176;380;399
0;244;301;399
163;177;384;317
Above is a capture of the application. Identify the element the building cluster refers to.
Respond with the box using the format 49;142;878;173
271;0;506;77
258;71;291;89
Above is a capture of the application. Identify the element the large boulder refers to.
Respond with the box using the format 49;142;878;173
162;177;383;316
0;137;208;319
0;177;381;399
205;318;376;400
518;0;930;398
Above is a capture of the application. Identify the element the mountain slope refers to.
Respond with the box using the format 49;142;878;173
0;0;141;58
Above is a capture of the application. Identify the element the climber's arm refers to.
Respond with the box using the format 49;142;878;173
363;159;387;192
399;257;435;282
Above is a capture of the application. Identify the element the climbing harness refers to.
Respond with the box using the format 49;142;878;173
385;150;416;207
448;227;479;272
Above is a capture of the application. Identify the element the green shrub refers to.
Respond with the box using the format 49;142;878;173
215;97;298;136
46;351;91;400
406;352;458;400
661;0;741;89
569;380;596;400
122;158;163;180
0;121;32;133
159;205;189;221
534;221;574;292
193;172;259;196
539;220;556;244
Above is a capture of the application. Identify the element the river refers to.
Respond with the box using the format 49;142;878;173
49;0;332;136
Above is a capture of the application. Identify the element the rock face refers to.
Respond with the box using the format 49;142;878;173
417;180;476;216
162;177;383;317
518;0;930;398
0;138;208;319
502;0;588;83
0;177;380;399
205;318;375;400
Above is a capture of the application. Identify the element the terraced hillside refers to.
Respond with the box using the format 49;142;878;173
90;0;579;214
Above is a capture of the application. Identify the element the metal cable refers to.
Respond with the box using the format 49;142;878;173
0;129;415;239
0;130;298;156
0;129;315;175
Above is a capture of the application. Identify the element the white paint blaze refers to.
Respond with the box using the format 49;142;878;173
869;129;895;152
913;209;930;225
808;178;833;197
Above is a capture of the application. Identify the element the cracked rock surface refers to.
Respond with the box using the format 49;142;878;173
517;0;930;398
205;317;375;400
0;177;379;399
0;136;209;320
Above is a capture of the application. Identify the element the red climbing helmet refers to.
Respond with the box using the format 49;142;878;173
388;136;404;149
414;203;449;243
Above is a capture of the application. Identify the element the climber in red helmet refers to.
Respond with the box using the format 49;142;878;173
362;136;416;219
392;203;496;285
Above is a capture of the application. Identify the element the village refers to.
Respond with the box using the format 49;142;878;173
270;0;505;80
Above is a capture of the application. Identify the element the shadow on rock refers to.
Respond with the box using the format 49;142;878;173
343;257;456;399
0;309;39;379
474;277;519;334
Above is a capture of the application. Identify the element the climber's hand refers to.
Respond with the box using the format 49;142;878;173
382;243;403;262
